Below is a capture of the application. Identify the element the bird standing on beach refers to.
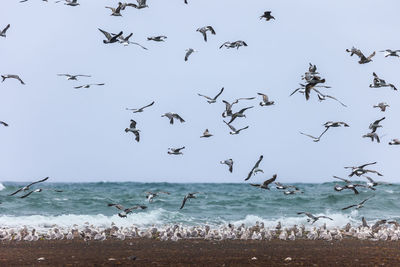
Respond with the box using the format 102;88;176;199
9;177;49;196
245;155;264;181
180;192;198;209
196;26;216;42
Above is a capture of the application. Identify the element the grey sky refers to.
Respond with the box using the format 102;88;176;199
1;0;399;183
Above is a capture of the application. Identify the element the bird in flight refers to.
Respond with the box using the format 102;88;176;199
98;28;123;44
245;155;264;181
125;119;140;142
57;74;91;81
185;48;197;61
9;177;49;196
297;212;333;224
147;36;167;42
180;192;198;209
0;24;10;37
126;101;154;113
198;87;224;104
223;121;249;135
220;40;248;49
196;26;216;42
168;147;185;155
220;159;233;173
1;74;25;85
260;11;275;21
74;83;105;89
342;196;374;210
200;129;213;138
250;174;277;190
161;112;185;124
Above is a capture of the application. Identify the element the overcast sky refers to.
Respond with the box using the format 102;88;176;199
0;0;399;183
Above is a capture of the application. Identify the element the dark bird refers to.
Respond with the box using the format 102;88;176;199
126;101;154;113
228;106;254;124
362;132;381;143
146;191;170;203
196;26;216;42
184;48;197;61
369;117;385;133
342;196;374;210
221;97;255;118
198;87;224;104
297;212;333;224
161;112;185;124
98;28;123;44
0;121;9;127
333;176;367;194
260;11;275;21
250;174;277;190
344;162;383;177
219;41;248;49
244;155;264;181
257;92;275;106
108;203;147;217
125;119;140;142
200;129;213;138
1;74;25;85
369;72;397;91
346;47;375;64
0;24;10;37
180;192;198;209
147;36;167;42
389;139;400;145
9;177;49;196
129;0;148;9
168;146;185;155
55;0;79;6
380;49;400;58
74;83;105;89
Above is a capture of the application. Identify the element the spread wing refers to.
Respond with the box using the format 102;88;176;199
20;190;35;199
129;120;137;128
198;93;212;100
342;204;357;210
180;196;188;209
333;176;351;183
262;174;277;187
27;177;49;188
213;87;224;100
98;28;112;40
223;120;236;132
140;101;155;110
253;155;264;168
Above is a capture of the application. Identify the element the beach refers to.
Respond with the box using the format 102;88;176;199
1;239;399;266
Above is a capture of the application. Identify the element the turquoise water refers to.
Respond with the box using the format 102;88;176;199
0;182;398;230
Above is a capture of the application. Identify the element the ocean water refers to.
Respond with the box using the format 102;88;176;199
0;182;398;231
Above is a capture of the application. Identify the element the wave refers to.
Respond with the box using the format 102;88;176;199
0;183;5;191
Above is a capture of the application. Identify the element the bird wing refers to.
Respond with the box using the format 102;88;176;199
74;85;84;89
238;106;254;114
213;87;224;100
129;42;148;50
185;50;192;61
198;93;212;100
367;51;376;60
364;176;374;183
207;26;216;34
180;196;188;209
342;204;357;210
1;24;10;34
318;216;333;220
299;132;320;141
133;131;140;142
359;162;377;169
290;87;303;96
257;93;268;102
219;42;230;49
173;113;185;122
27;177;49;188
108;203;125;210
333;176;350;183
324;94;347;107
98;28;112;40
250;184;261;187
223;120;236;132
0;121;9;127
139;101;155;110
175;146;185;152
20;190;35;199
262;175;277;187
237;126;249;132
9;187;23;196
129;120;137;128
254;155;264;168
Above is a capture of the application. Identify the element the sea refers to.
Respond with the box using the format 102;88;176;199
0;182;398;231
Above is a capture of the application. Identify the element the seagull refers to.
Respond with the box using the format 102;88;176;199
275;182;299;191
389;139;400;145
221;97;255;118
129;0;148;9
369;73;397;91
180;192;198;209
344;162;383;177
147;36;167;42
20;188;63;199
342;196;374;210
373;102;389;112
362;176;388;190
108;203;147;217
304;76;327;100
244;155;264;181
126;101;154;113
125;119;140;142
168;146;185;155
346;47;375;64
220;159;233;173
105;4;123;16
0;24;10;37
380;49;400;58
185;48;197;61
98;28;123;44
198;87;224;104
297;212;333;224
369;117;385;133
116;33;148;49
250;174;277;189
332;176;367;194
1;75;25;85
200;129;213;138
227;106;254;124
55;0;79;6
223;121;249;135
219;40;248;49
257;93;274;106
260;11;275;21
74;83;105;89
57;74;91;81
196;26;216;42
314;89;347;107
362;132;381;143
9;177;49;196
299;131;326;142
0;121;9;127
145;191;170;203
161;112;185;124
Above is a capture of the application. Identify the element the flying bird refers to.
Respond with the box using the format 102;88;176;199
342;196;374;210
161;112;185;124
74;83;105;89
221;98;255;118
369;117;385;133
257;93;275;106
168;146;185;155
380;49;400;58
250;174;277;190
389;139;400;145
116;33;148;49
1;74;25;85
244;155;264;181
98;28;123;44
346;47;375;64
180;192;198;209
220;159;233;173
57;74;91;80
9;177;49;196
200;129;213;138
196;26;216;42
129;0;148;9
373;102;389;112
198;87;224;103
0;24;10;37
185;48;197;61
223;121;249;135
55;0;80;6
0;121;9;127
369;72;397;91
220;40;248;49
260;11;275;21
147;36;167;42
344;162;383;177
146;191;170;203
227;106;254;124
362;132;381;143
126;101;154;113
297;212;333;224
108;203;147;217
125;119;140;142
105;4;123;16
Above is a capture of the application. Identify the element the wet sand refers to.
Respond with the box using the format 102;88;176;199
1;239;400;266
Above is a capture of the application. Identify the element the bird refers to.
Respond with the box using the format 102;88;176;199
168;147;185;155
57;74;91;81
346;47;375;64
297;212;333;224
98;28;123;44
126;101;154;113
299;131;326;142
373;102;389;112
147;36;167;42
198;87;224;104
74;83;105;89
342;196;374;210
380;49;400;58
129;0;148;9
108;203;147;217
0;24;10;37
180;192;198;209
227;106;254;124
314;89;347;107
275;182;299;191
221;97;255;118
369;117;385;132
161;112;185;124
389;139;400;145
244;155;264;181
20;188;63;199
196;26;216;42
125;119;140;142
332;176;367;194
219;40;248;49
185;48;197;61
145;191;170;203
55;0;80;6
105;4;123;16
304;76;327;100
220;159;233;173
257;93;274;106
260;11;275;21
223;121;249;135
344;162;383;177
116;33;148;49
0;121;9;127
9;177;49;196
362;132;381;143
369;73;397;91
250;174;277;190
200;129;213;138
1;74;25;85
362;176;387;190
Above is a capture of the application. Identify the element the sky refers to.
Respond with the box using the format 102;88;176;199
0;0;399;183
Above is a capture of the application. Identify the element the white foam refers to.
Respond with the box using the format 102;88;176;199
0;183;5;191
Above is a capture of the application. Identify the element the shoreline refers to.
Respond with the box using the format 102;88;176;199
0;239;399;266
